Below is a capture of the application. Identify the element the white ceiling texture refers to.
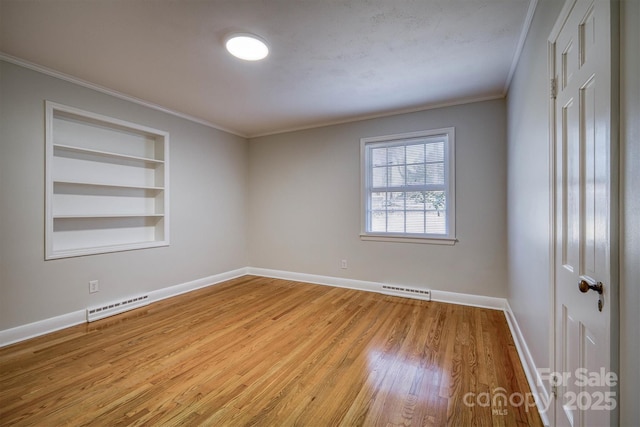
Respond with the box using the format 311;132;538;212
0;0;533;137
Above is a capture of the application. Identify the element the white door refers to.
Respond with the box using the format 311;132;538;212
551;0;616;426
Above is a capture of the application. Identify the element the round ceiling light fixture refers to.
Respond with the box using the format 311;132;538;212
225;33;269;61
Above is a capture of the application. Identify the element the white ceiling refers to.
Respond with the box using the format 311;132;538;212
0;0;532;137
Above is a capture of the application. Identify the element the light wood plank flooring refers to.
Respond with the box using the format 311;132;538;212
0;276;542;426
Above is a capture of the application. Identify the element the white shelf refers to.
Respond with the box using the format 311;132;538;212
53;180;164;191
46;241;169;260
54;214;164;219
53;144;165;165
46;101;170;260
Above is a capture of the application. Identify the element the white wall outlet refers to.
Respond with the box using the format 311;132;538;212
89;280;99;293
340;259;348;269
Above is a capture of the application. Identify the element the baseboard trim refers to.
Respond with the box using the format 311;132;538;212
0;267;249;348
0;310;86;348
247;267;506;310
148;267;248;304
248;267;380;292
431;288;506;310
504;301;551;426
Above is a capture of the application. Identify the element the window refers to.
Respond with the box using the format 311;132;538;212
360;128;455;244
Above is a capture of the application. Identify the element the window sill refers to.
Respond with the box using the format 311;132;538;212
359;233;457;245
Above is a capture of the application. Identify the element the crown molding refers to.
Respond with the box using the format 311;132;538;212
0;52;247;138
249;94;505;139
504;0;540;94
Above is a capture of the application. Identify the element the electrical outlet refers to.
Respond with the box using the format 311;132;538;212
89;280;99;293
340;259;348;269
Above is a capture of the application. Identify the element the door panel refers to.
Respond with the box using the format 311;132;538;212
552;0;614;426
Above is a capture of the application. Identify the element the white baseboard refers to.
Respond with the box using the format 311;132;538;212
148;267;248;304
431;288;506;310
247;267;507;310
247;267;381;293
0;267;249;348
504;301;551;426
0;310;86;348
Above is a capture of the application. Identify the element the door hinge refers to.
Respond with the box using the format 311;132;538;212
551;374;559;398
550;77;557;99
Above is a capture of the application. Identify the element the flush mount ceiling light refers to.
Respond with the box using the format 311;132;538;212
225;33;269;61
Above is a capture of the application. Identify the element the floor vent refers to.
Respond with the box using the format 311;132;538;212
86;294;150;322
382;285;431;300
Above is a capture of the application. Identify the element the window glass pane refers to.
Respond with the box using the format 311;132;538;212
389;166;405;186
424;191;446;212
371;191;389;210
407;191;426;209
372;167;387;187
384;191;405;232
371;147;387;167
406;144;424;164
390;192;405;209
406;164;425;185
406;210;425;233
426;141;444;162
387;146;404;165
370;210;387;232
425;163;444;185
387;210;404;232
426;210;446;234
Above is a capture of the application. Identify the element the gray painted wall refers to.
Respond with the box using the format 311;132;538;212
506;0;563;384
248;99;508;297
0;60;249;330
620;1;639;424
508;0;639;424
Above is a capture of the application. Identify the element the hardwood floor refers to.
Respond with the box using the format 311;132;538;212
0;276;542;426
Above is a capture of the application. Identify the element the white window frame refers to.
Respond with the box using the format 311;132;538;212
360;128;456;245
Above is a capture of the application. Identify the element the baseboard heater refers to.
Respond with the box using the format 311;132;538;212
86;294;150;322
381;285;431;300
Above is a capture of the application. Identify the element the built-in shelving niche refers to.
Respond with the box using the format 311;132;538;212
45;101;170;259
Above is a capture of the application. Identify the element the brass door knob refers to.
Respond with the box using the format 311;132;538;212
578;280;603;295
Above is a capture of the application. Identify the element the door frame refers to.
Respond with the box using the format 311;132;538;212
547;0;621;425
